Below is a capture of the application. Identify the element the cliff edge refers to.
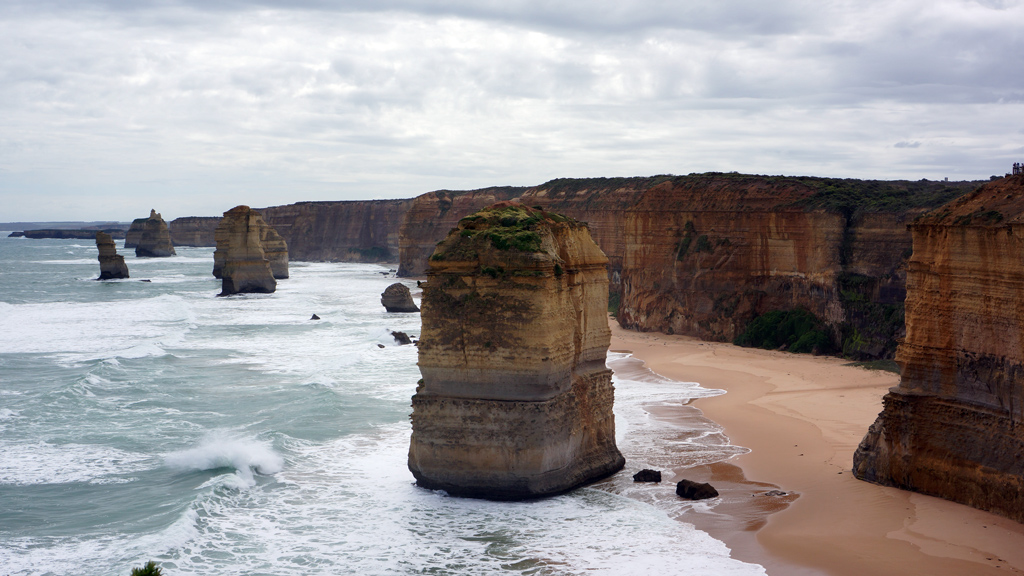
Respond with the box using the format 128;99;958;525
853;174;1024;521
408;203;625;499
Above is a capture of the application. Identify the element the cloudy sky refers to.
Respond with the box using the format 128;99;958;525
2;0;1023;221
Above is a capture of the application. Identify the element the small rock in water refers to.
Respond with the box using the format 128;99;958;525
391;331;413;345
139;279;152;283
762;490;788;497
632;469;662;483
311;314;320;320
377;344;386;349
676;479;719;500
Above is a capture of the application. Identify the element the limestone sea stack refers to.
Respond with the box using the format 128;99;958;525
215;205;278;296
135;210;176;257
124;217;147;248
408;203;625;499
213;207;288;280
381;283;419;312
95;232;129;280
853;173;1024;521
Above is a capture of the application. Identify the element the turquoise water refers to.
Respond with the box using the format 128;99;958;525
0;235;764;576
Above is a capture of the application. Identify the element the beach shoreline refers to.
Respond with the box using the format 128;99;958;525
609;321;1024;576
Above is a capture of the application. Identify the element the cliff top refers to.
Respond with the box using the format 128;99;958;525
429;203;586;265
915;174;1024;227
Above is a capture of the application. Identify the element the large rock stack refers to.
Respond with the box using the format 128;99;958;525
854;174;1024;521
135;210;176;257
213;207;288;280
95;232;129;280
409;203;625;499
214;205;279;296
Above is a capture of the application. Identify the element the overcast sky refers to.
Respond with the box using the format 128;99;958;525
2;0;1023;222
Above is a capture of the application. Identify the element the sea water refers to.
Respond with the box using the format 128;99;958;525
0;235;765;576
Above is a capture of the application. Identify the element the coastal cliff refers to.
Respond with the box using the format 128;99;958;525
169;217;220;247
260;200;412;262
408;203;624;499
853;174;1024;521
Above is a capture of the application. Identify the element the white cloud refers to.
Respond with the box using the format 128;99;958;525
0;0;1023;220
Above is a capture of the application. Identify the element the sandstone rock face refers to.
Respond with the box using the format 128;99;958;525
409;203;625;499
95;232;129;280
169;216;220;247
135;210;176;257
396;187;526;277
260;199;413;262
381;283;419;312
124;218;147;248
215;206;278;296
213;207;288;280
854;174;1024;521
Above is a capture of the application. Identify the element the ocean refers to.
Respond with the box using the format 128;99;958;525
0;234;765;576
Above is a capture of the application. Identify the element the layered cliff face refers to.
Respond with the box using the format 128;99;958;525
854;174;1024;521
260;199;412;263
95;232;129;280
213;208;288;280
135;210;176;258
396;187;526;276
614;175;974;357
169;217;220;247
124;218;146;248
409;203;625;499
215;206;278;296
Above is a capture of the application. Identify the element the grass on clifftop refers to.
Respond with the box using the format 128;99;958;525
431;205;577;262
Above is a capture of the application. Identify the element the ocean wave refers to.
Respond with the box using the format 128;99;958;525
0;441;150;485
164;436;284;486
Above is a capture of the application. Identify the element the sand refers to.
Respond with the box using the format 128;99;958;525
610;322;1024;576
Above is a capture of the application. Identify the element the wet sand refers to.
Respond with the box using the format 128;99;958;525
610;322;1024;576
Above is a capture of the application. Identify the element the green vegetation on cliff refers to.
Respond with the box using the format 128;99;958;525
431;204;579;263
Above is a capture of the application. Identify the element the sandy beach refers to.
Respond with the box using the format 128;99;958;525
610;322;1024;576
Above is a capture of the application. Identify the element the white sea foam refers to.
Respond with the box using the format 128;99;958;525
0;441;150;485
164;435;284;486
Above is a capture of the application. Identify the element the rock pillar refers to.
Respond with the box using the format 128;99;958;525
95;232;129;280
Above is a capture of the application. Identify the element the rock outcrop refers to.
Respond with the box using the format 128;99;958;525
408;203;625;499
18;229;127;240
260;199;413;262
169;217;220;247
214;206;278;296
213;207;288;280
134;210;176;257
381;283;419;312
95;232;129;280
124;218;147;248
853;174;1024;522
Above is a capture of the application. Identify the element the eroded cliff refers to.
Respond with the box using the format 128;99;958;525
409;203;624;499
135;210;176;258
95;232;129;280
853;174;1024;521
213;208;288;280
169;217;220;247
260;199;412;262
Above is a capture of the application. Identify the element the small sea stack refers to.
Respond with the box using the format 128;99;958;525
215;205;277;296
408;203;625;500
95;232;129;280
213;207;288;280
134;210;176;257
381;283;419;312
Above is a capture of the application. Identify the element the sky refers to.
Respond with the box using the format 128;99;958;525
2;0;1023;222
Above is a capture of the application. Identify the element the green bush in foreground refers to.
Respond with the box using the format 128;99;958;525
734;308;836;355
131;561;162;576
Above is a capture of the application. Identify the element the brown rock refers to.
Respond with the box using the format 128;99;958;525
853;174;1024;522
124;217;146;248
135;210;176;257
408;203;625;500
215;206;277;296
676;479;718;500
95;232;129;280
381;283;419;312
213;207;288;280
632;469;662;482
169;216;220;247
